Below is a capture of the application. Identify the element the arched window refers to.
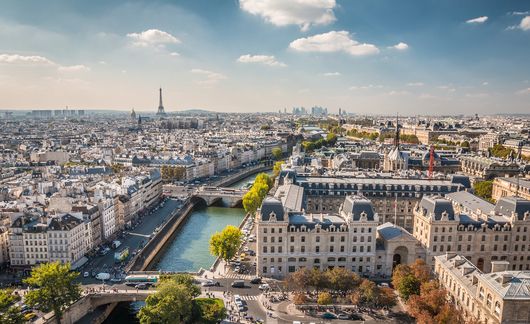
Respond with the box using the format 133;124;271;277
494;301;501;315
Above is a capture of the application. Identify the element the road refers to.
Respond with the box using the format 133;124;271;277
78;198;182;285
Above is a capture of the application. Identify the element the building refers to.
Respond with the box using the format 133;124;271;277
492;177;530;202
435;253;530;324
280;172;469;232
8;214;86;269
256;196;380;278
413;193;530;273
479;133;504;152
460;156;520;180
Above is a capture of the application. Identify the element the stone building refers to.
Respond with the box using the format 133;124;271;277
492;177;530;202
435;253;530;324
255;195;419;279
413;192;530;273
460;156;520;180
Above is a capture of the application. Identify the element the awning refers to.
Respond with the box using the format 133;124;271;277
71;256;88;270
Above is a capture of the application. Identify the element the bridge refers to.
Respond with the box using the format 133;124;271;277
37;289;154;324
193;187;248;207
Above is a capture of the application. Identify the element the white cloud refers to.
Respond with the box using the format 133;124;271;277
289;31;379;56
510;11;530;16
390;42;409;50
520;16;530;30
407;82;424;87
58;65;90;73
0;54;55;65
386;90;410;96
465;92;489;98
349;84;383;90
237;54;286;67
239;0;336;31
126;29;180;47
438;85;456;92
516;88;530;95
191;68;227;86
322;72;341;76
466;16;488;24
482;81;489;86
169;52;180;57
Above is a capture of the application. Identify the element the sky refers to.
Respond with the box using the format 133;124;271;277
0;0;529;115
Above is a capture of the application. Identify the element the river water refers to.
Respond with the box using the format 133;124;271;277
104;171;269;323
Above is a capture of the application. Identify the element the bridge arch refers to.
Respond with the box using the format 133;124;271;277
190;195;208;209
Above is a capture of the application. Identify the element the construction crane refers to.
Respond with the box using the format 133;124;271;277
428;145;435;179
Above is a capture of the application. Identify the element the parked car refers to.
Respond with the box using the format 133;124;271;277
337;313;350;320
24;313;36;321
201;280;220;287
83;272;89;278
321;312;337;319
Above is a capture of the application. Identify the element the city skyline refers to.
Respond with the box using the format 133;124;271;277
1;0;530;114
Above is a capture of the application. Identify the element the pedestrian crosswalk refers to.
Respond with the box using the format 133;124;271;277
238;295;258;301
223;273;254;280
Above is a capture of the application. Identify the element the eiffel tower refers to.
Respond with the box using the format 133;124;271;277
156;88;167;116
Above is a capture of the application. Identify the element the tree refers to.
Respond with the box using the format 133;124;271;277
192;298;226;324
289;268;311;291
242;189;261;214
406;281;465;324
24;262;81;324
273;161;283;177
209;225;242;263
325;267;359;293
317;292;332;305
474;180;493;201
271;147;282;160
377;287;397;309
159;273;200;298
396;274;421;301
0;289;23;324
254;173;272;191
292;292;308;305
138;281;193;324
308;268;329;291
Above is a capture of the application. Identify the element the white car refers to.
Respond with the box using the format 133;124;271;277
244;247;249;252
258;283;270;290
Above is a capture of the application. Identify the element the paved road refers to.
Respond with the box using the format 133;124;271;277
78;198;182;285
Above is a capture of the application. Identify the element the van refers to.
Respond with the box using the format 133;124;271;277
231;280;245;288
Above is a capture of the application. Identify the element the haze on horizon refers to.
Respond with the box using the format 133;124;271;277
0;0;529;115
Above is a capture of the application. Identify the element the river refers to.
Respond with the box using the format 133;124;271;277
104;170;269;323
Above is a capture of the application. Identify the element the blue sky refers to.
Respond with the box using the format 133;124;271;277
0;0;529;114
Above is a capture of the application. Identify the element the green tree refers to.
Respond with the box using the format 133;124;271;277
138;281;193;324
271;147;282;160
209;225;242;263
242;189;261;214
317;291;332;305
159;273;200;298
396;274;421;301
192;298;226;324
0;289;23;324
325;267;359;293
490;144;514;159
273;161;283;177
24;262;81;324
474;180;493;201
254;173;272;190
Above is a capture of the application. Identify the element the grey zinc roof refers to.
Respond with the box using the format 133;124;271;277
274;184;305;212
446;191;495;215
288;213;346;230
419;196;455;221
494;197;530;220
341;195;376;221
482;271;530;299
260;197;285;221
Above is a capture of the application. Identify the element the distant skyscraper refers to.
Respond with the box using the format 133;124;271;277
156;88;167;116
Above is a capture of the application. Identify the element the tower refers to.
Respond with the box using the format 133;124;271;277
393;113;400;147
156;88;167;116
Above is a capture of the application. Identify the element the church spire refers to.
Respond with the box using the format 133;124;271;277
394;113;400;147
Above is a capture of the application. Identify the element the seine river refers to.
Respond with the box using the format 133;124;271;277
104;171;267;323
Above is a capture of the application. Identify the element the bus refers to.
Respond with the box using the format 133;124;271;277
124;274;159;286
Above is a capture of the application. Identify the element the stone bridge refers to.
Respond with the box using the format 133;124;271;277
37;290;154;324
192;187;248;207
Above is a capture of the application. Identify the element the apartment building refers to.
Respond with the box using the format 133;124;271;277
492;177;530;202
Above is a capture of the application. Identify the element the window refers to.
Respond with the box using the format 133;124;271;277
290;246;294;253
301;246;305;253
316;236;320;243
316;246;320;253
263;228;267;234
289;266;295;273
341;236;345;242
263;266;267;273
330;246;334;252
330;236;334;242
301;236;305;243
290;237;294;243
263;246;267;253
340;246;344;252
271;228;275;234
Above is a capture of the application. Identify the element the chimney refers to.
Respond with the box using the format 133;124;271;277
491;261;510;273
320;213;324;222
502;273;513;284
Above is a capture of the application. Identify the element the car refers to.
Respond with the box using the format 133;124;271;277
248;237;255;242
231;280;245;288
250;277;262;284
337;313;350;320
201;280;220;287
243;247;249;252
258;283;270;290
24;313;36;321
135;283;148;290
83;271;89;278
321;312;337;319
110;277;122;283
234;266;241;273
